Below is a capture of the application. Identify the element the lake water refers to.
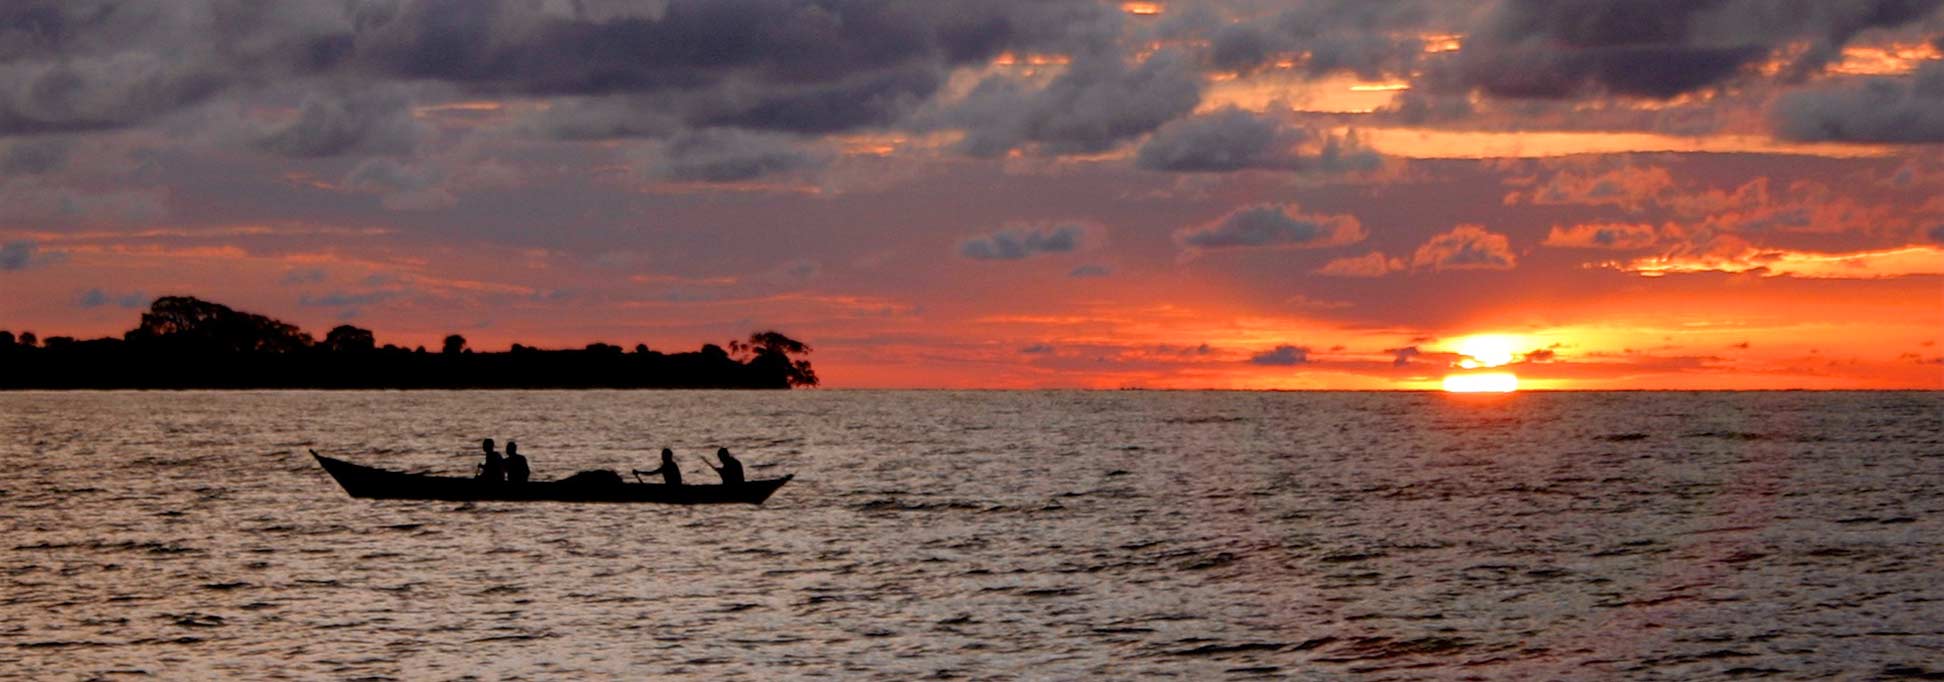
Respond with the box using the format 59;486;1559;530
2;390;1941;680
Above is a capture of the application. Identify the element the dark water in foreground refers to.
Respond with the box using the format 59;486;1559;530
2;390;1941;680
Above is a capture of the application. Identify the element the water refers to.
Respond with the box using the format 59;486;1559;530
2;390;1941;680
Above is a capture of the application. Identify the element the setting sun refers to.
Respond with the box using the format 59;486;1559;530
1454;334;1522;368
1443;371;1520;393
1445;335;1526;391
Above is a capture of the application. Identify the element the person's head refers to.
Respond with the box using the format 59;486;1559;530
717;447;729;457
661;448;673;458
482;438;496;452
506;441;518;455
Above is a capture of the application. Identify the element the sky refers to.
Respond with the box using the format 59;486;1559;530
0;0;1941;389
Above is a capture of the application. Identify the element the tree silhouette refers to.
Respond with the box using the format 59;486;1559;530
792;360;819;387
322;325;377;353
0;297;819;389
700;343;729;362
125;296;312;353
749;330;811;355
743;330;818;387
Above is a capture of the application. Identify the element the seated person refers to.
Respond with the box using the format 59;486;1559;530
504;441;531;484
633;448;681;486
477;438;504;482
707;447;745;485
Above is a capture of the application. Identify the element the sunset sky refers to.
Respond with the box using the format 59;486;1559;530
1;0;1940;389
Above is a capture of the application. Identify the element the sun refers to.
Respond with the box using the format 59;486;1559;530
1443;371;1519;393
1444;334;1526;392
1454;334;1520;368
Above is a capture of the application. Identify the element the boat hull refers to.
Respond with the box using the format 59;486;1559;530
312;453;792;505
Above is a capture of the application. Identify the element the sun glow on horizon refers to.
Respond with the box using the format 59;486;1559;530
1446;334;1525;392
1443;371;1520;393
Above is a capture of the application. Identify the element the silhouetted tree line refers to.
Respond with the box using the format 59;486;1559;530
0;296;818;389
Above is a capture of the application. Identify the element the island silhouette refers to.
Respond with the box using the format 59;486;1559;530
0;296;818;389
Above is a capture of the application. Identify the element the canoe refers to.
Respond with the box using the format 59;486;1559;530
311;452;793;505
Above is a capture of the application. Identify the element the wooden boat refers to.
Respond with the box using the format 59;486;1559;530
311;452;793;505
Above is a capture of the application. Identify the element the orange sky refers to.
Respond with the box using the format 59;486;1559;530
2;1;1941;390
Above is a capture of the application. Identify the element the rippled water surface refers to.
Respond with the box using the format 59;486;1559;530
3;390;1942;680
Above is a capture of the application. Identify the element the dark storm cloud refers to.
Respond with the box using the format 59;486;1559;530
0;1;345;136
1453;44;1767;99
1208;24;1277;73
1442;0;1944;100
348;0;1119;97
959;223;1086;261
1135;108;1381;173
343;157;438;194
1377;91;1477;126
644;128;830;182
340;157;453;210
687;66;944;134
352;0;947;95
1176;204;1364;250
252;87;425;158
0;0;1117;140
1137;108;1288;172
0;54;229;136
524;64;950;139
944;50;1202;157
1204;0;1441;78
1249;345;1310;366
1187;0;1938;102
1771;61;1944;143
7;0;1939;153
525;67;942;140
524;96;682;140
1457;0;1761;98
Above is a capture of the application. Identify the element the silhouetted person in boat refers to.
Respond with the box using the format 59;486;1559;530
705;447;744;485
633;448;681;486
477;438;504;482
505;441;530;484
